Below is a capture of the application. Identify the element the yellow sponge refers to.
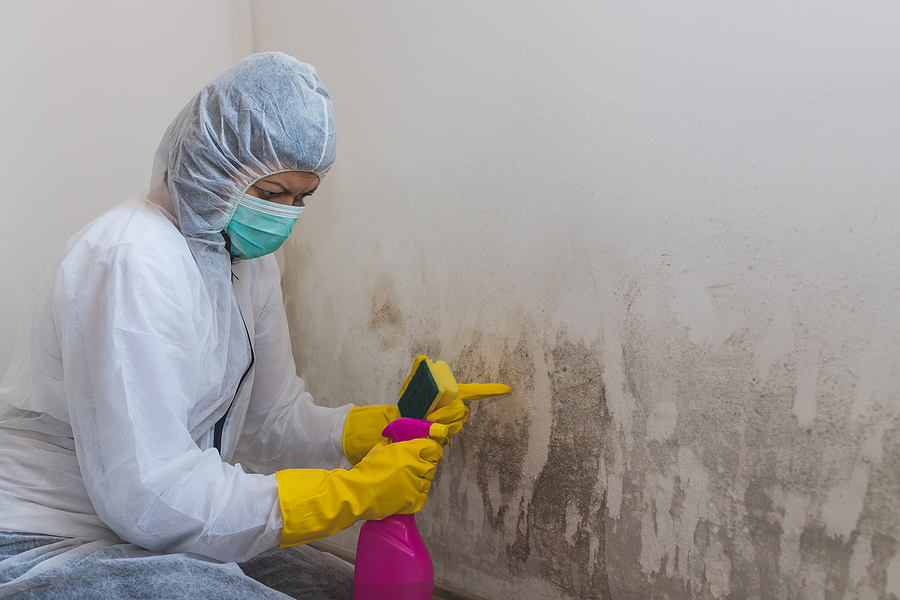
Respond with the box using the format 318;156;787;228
397;355;460;419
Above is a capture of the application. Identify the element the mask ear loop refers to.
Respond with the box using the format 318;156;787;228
224;189;242;223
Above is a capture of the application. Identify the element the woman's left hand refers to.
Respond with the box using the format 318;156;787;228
342;404;400;464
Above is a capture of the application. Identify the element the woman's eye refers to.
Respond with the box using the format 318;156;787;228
259;189;275;199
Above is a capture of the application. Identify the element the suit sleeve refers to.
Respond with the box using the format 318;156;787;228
233;256;351;474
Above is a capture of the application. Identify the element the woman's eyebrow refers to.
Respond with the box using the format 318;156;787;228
258;181;289;192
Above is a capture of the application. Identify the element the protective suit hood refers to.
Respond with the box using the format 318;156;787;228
149;51;336;242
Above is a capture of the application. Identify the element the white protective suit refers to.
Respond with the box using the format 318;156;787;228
0;53;352;570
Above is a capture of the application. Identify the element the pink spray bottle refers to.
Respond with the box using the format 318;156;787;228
353;417;449;600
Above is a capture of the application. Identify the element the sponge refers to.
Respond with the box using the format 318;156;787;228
397;355;460;419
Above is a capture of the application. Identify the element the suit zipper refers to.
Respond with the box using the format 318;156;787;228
214;297;255;454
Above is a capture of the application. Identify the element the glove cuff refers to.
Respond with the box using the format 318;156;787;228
276;468;372;548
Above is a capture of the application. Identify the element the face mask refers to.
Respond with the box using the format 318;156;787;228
224;192;304;259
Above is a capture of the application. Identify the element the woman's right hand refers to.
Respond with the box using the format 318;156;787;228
276;438;443;548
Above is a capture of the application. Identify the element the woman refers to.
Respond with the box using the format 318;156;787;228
0;53;459;599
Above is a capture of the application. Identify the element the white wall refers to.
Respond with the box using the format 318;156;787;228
253;1;900;599
0;0;254;371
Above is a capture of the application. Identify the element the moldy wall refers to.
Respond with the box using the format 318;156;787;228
252;1;900;598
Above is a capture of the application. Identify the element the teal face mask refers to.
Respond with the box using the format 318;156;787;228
224;192;305;259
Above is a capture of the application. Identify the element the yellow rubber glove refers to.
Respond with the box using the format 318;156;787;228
342;404;400;465
425;383;512;445
276;437;443;548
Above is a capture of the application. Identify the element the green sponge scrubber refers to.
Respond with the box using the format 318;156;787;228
397;355;460;419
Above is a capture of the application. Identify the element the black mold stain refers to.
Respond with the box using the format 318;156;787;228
506;498;531;576
425;330;532;582
609;310;900;600
368;277;402;348
608;474;652;600
799;525;855;600
743;479;783;599
463;331;533;538
451;330;491;382
869;531;899;596
508;334;611;599
858;417;900;598
370;296;402;329
409;340;442;362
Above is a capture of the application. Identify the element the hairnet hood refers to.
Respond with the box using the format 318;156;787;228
150;52;336;241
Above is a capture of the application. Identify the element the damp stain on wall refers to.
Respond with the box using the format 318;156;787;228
444;329;533;563
384;278;900;600
601;301;900;600
368;276;403;348
462;331;532;538
426;328;612;600
513;334;611;599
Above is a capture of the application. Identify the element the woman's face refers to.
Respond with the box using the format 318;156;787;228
245;171;320;207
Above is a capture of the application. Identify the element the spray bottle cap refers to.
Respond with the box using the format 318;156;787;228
428;422;450;439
